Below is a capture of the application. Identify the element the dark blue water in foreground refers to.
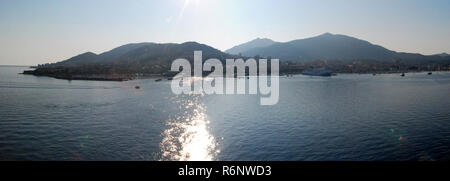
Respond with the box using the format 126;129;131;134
0;66;449;161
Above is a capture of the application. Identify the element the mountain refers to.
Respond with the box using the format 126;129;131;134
27;42;237;80
433;53;450;57
225;38;276;55
60;52;98;66
55;42;232;67
240;33;396;61
239;33;448;63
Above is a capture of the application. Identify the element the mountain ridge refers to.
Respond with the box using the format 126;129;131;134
229;33;449;64
54;41;234;67
225;38;277;55
236;33;399;62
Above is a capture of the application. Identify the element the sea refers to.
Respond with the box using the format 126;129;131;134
0;65;449;161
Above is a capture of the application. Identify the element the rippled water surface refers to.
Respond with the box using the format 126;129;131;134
0;66;449;161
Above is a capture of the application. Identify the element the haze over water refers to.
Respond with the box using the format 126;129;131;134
0;66;449;161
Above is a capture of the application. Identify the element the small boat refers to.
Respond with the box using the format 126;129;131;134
401;73;405;77
155;78;162;82
428;72;432;75
167;77;173;80
135;86;140;89
372;73;376;76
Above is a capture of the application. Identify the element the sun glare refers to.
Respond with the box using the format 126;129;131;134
184;0;190;6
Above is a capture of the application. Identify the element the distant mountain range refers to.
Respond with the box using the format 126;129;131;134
226;33;449;63
50;32;449;67
25;33;449;80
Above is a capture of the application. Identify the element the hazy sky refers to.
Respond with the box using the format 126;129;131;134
0;0;449;65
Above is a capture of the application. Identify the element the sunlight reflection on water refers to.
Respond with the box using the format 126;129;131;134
159;94;219;161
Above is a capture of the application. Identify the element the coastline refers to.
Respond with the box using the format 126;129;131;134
20;69;450;82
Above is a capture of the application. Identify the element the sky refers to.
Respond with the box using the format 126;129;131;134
0;0;449;65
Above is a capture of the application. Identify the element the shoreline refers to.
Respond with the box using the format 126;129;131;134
20;69;450;82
